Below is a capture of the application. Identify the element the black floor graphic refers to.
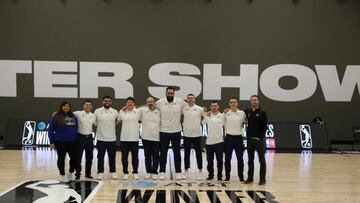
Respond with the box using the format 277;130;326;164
117;187;279;203
0;180;102;203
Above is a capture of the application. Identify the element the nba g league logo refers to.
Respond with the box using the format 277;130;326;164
299;125;312;149
22;121;50;145
0;180;102;203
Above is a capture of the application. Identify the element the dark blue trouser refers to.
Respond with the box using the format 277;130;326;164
97;140;116;173
142;139;160;174
224;134;244;180
75;134;94;177
120;141;139;174
159;132;182;173
184;136;203;170
206;142;224;179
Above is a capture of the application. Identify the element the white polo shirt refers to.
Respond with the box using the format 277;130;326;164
202;112;225;145
139;107;161;142
118;109;141;142
73;110;95;135
155;97;187;133
182;104;204;137
224;109;246;136
94;107;118;142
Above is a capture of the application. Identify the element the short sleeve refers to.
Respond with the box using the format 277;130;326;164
93;110;98;126
117;110;122;121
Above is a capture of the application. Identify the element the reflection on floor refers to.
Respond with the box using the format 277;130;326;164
0;147;359;202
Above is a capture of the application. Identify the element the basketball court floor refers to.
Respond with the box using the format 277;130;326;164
0;148;359;203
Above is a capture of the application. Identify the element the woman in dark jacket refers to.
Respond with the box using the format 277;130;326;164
48;101;78;182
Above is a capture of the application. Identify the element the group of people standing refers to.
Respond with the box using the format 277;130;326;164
48;87;268;185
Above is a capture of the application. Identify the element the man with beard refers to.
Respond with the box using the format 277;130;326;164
94;96;119;180
138;96;161;180
156;87;187;180
202;101;225;181
244;95;268;185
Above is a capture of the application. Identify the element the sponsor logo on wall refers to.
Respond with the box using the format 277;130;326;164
299;124;312;149
22;121;50;145
21;121;97;146
22;121;36;145
265;124;276;149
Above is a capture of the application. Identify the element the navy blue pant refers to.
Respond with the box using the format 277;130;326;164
206;142;224;179
224;134;244;180
183;136;203;170
120;141;139;174
75;134;94;177
159;132;182;173
142;139;160;174
97;141;116;173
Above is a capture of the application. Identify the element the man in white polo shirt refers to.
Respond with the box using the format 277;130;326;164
117;97;141;180
94;96;119;180
182;94;205;180
224;97;246;182
138;96;161;180
156;86;187;180
73;100;96;180
202;101;225;181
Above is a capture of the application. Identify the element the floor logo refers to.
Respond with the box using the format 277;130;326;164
299;124;312;149
117;181;279;203
0;180;103;203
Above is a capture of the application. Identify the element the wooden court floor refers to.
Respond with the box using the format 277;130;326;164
0;148;359;203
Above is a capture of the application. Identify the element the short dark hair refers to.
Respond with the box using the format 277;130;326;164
250;95;260;100
103;96;112;100
187;94;195;97
126;97;135;102
229;97;238;102
210;100;219;105
166;86;175;92
83;100;93;104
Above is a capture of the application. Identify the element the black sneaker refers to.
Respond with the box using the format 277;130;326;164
239;177;245;183
217;177;222;181
75;176;80;180
245;179;254;184
207;176;214;181
225;177;230;181
85;175;94;179
258;180;266;185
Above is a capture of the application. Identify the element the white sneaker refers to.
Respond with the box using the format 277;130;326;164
159;173;165;180
123;174;128;180
183;171;189;179
134;173;139;180
176;173;182;180
66;172;74;181
152;174;158;180
110;172;117;180
60;175;70;183
97;173;103;180
145;173;151;179
197;172;203;181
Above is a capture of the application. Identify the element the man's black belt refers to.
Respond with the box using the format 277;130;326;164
78;133;92;137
